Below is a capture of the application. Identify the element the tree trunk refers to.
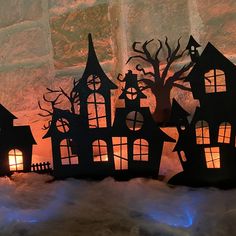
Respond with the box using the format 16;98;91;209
152;85;172;125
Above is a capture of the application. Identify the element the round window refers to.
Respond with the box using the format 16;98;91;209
87;75;101;91
126;111;144;131
56;118;70;133
126;87;137;100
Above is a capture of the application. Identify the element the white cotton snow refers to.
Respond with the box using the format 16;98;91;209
0;173;235;236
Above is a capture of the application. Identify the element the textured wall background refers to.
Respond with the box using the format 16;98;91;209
0;0;235;164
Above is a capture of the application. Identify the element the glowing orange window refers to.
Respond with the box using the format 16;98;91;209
218;122;231;144
60;139;79;165
195;120;210;144
204;147;220;168
9;149;23;171
133;139;149;161
87;93;107;128
92;140;108;162
112;137;128;170
204;69;226;93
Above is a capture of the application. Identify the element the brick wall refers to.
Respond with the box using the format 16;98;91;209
0;0;235;163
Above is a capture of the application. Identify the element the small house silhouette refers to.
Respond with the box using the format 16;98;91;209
0;104;36;175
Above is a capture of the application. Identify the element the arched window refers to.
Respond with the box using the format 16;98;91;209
195;120;210;144
9;149;23;171
204;147;220;168
204;69;226;93
133;139;149;161
60;139;79;165
87;93;107;128
92;140;108;162
218;122;231;144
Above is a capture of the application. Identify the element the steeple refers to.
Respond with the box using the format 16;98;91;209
186;35;201;63
73;33;117;128
119;70;146;108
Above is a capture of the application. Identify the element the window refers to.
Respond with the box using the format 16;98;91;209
133;139;149;161
126;111;144;131
87;75;101;91
112;137;128;170
218;122;231;144
195;120;210;144
190;46;196;54
204;147;220;168
60;139;79;165
88;93;107;128
92;140;108;162
179;151;187;162
56;118;70;133
196;120;210;144
126;87;137;100
204;69;226;93
9;149;23;171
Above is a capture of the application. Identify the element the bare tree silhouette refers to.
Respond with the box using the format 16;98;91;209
126;37;194;124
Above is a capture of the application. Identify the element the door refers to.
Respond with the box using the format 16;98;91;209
112;137;128;170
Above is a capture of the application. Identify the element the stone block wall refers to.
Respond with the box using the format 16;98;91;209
0;0;235;163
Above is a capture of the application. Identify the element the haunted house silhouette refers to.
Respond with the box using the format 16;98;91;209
0;104;36;175
44;34;174;179
169;37;236;187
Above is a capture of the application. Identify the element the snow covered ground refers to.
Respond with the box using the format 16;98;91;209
0;173;236;236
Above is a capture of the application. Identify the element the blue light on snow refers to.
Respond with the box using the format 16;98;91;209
147;207;194;228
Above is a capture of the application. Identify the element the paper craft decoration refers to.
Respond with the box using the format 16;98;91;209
0;104;36;176
169;36;236;188
42;34;175;179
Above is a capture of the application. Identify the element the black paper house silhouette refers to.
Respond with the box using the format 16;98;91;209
43;34;175;179
169;41;236;187
113;70;175;178
0;104;36;175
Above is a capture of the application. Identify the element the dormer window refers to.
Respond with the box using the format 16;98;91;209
204;69;226;93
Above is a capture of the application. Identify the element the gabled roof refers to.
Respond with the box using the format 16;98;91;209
186;35;201;50
1;126;36;145
43;108;80;139
169;99;190;123
74;33;117;91
0;104;17;120
185;42;236;82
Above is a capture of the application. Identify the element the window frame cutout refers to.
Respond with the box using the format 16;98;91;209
218;122;231;144
204;147;220;168
9;149;23;171
87;93;107;128
195;120;210;144
133;139;149;161
60;139;79;165
204;69;226;93
126;111;144;131
112;137;128;170
92;139;109;162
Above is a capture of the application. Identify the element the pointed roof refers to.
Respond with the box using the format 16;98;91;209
0;104;17;120
74;33;117;91
186;35;201;50
185;42;236;82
